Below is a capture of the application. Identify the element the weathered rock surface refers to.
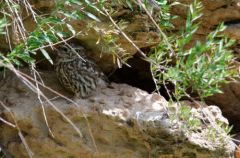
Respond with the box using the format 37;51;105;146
171;0;240;40
207;81;240;130
0;70;235;158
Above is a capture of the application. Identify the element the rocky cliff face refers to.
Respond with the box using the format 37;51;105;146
0;0;240;157
0;70;235;158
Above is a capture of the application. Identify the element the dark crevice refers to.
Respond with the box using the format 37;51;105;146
210;20;240;31
221;5;228;9
109;54;176;100
109;55;156;93
224;19;240;26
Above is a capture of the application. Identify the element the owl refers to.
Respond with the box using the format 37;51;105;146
55;43;108;98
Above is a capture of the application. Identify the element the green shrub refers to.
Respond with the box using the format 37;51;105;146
149;0;236;101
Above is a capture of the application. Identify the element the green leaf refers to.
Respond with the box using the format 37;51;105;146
66;24;76;35
126;0;133;10
65;0;83;6
40;48;53;65
85;12;101;22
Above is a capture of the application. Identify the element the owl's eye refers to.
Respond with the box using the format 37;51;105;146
63;48;68;52
61;46;69;52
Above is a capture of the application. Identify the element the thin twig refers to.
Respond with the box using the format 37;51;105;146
0;116;16;128
137;0;175;56
0;60;84;137
0;101;34;158
31;32;82;52
0;59;99;152
31;64;54;138
101;5;147;58
19;68;100;152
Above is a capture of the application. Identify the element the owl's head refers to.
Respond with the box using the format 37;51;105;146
56;43;87;61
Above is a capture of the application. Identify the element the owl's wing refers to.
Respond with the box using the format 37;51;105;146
64;65;97;97
55;62;74;91
83;60;109;83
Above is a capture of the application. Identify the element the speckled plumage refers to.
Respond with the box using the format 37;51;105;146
55;44;108;98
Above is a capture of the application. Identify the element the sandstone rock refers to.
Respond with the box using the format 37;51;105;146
0;70;235;158
207;81;240;130
171;0;240;40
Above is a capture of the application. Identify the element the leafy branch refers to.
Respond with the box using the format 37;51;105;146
150;0;237;101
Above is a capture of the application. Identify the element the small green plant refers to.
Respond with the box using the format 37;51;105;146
178;105;202;130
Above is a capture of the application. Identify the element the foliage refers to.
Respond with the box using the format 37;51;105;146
169;103;202;131
148;0;236;139
149;0;237;101
0;0;111;65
